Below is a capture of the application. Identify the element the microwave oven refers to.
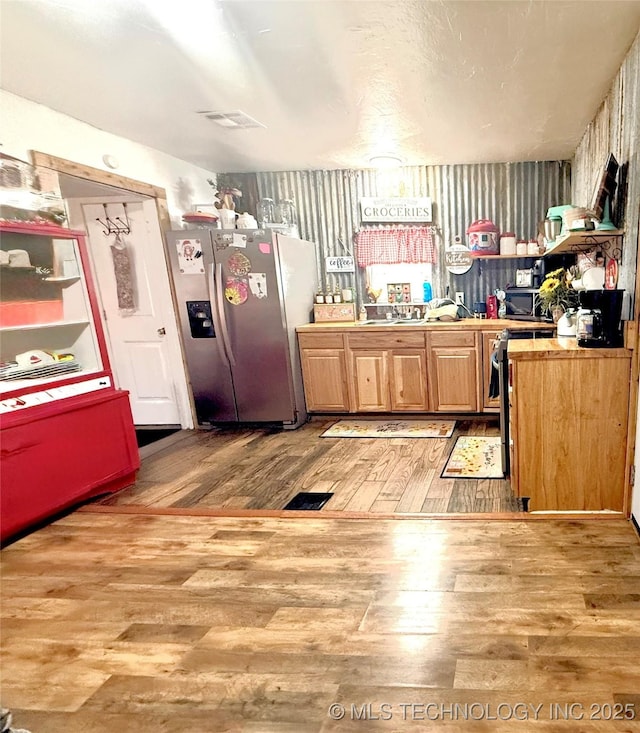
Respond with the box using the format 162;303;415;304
504;287;549;320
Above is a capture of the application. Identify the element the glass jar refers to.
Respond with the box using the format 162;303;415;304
256;198;275;226
275;199;297;227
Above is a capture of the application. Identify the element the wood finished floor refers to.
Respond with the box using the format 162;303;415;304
95;417;520;515
1;513;639;732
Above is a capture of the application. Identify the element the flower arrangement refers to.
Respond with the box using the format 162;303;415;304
536;267;579;317
207;177;242;210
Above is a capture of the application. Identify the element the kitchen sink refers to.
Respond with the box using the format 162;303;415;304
360;319;401;325
360;319;428;326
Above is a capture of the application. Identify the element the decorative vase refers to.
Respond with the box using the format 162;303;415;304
551;305;564;324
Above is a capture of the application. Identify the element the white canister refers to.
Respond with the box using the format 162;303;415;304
516;239;527;256
500;233;516;256
527;239;539;255
236;213;257;229
219;209;237;229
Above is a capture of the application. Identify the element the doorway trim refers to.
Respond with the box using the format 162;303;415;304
30;150;196;428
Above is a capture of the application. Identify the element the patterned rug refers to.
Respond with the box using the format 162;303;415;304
441;436;503;478
320;419;456;439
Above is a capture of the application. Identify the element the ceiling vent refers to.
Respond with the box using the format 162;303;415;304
197;110;265;129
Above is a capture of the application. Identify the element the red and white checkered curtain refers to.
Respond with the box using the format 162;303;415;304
355;227;436;267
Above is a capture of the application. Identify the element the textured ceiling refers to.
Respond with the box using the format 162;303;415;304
1;0;640;173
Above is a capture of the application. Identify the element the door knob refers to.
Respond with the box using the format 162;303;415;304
157;327;166;336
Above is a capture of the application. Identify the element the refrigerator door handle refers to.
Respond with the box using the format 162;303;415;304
207;263;230;368
216;263;236;367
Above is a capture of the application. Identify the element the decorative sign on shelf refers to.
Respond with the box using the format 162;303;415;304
360;197;432;223
445;244;473;275
313;303;356;322
325;255;355;273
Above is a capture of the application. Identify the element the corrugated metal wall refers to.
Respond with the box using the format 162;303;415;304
573;29;639;305
256;161;571;307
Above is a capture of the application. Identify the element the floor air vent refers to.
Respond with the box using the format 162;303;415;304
283;492;333;511
196;110;265;129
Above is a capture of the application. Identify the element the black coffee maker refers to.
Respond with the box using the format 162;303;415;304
576;289;624;348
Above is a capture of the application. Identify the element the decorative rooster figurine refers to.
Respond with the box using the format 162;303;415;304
366;285;382;303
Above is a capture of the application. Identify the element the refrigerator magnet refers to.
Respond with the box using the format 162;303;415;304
248;273;268;298
176;239;204;274
232;233;247;248
224;278;248;305
258;242;271;254
228;251;251;276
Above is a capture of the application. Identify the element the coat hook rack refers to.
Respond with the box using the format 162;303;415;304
96;203;131;236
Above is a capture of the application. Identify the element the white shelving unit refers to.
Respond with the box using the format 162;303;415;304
0;227;103;394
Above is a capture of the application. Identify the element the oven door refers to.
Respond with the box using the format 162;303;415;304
498;328;556;475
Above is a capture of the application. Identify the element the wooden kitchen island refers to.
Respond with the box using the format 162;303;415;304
508;337;632;512
296;318;554;415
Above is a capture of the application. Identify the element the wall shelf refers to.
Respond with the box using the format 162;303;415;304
0;319;90;333
472;254;541;260
543;230;624;257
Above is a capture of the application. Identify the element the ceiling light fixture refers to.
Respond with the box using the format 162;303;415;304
102;154;119;170
368;154;403;169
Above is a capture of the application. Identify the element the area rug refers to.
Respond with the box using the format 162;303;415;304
321;419;456;439
441;436;503;478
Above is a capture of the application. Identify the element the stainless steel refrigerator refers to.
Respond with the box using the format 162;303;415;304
165;228;318;428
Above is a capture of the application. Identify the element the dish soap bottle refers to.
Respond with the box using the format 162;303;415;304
423;281;433;303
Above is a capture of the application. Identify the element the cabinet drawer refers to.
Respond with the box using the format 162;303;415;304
347;333;425;349
298;333;345;349
428;330;476;347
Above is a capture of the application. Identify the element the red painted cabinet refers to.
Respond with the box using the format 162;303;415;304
0;221;139;542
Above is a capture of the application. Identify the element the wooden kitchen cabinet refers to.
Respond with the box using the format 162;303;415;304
389;350;428;410
427;330;479;412
349;350;390;411
481;330;501;411
347;332;428;413
298;333;350;412
509;340;631;511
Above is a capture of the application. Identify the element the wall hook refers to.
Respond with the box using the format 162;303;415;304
96;203;131;236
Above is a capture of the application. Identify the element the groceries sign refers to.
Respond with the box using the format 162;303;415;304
360;197;432;223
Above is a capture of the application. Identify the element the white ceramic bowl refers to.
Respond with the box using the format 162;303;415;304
582;267;605;290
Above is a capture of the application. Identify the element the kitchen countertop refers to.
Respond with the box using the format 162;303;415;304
296;318;556;333
508;337;631;360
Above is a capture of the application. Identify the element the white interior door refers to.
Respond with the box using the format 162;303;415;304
66;196;191;427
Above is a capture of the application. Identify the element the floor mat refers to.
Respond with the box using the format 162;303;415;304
283;492;334;510
321;419;456;439
441;435;503;479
